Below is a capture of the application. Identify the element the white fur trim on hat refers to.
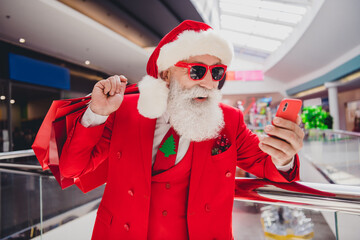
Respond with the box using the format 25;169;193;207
137;75;169;119
157;29;233;72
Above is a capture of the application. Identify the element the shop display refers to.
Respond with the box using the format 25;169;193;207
247;97;273;128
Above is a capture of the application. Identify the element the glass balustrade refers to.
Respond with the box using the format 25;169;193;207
302;129;360;186
0;154;105;239
1;171;41;239
248;126;360;186
1;150;360;240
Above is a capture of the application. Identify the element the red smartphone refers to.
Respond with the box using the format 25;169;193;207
274;98;302;123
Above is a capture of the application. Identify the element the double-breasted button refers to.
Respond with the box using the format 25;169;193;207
128;189;134;197
124;223;130;231
205;204;211;212
225;171;232;178
165;183;171;189
162;210;168;216
116;151;122;159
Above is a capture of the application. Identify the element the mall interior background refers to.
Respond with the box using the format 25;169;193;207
0;0;360;239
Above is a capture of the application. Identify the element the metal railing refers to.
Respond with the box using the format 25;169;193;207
234;178;360;215
307;128;360;137
0;149;359;215
248;126;360;138
0;149;51;176
0;149;35;160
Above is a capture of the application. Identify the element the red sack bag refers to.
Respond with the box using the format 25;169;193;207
32;84;139;192
32;96;93;189
50;102;108;192
32;96;108;191
32;96;90;170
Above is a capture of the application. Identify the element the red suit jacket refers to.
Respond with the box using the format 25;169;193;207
59;94;299;239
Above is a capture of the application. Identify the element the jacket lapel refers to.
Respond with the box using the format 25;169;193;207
139;116;156;189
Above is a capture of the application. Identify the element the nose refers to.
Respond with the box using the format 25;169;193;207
199;70;217;90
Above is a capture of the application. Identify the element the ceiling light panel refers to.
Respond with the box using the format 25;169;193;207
220;0;307;15
221;30;250;46
221;15;293;40
220;1;306;25
259;9;303;24
261;1;307;15
221;30;281;52
217;0;310;59
247;35;282;52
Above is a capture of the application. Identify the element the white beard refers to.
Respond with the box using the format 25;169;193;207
167;79;224;142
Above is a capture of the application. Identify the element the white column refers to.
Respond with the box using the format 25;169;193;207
325;82;341;130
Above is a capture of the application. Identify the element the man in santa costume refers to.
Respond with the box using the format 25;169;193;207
58;20;303;239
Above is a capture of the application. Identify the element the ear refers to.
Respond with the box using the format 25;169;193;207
160;70;171;87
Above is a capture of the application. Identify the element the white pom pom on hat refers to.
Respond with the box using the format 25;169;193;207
137;20;233;119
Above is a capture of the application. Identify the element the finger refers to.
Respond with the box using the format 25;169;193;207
109;76;117;96
296;115;302;125
259;135;295;157
102;79;111;95
94;79;105;90
119;75;127;94
258;142;289;162
114;75;121;94
119;75;128;83
264;125;303;151
272;117;304;139
119;80;126;95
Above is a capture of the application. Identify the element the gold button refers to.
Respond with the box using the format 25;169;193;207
165;183;171;189
225;171;232;178
117;151;122;159
124;223;130;231
162;210;168;216
128;189;134;196
205;204;211;212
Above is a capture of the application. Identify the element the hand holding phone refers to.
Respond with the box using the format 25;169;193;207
274;98;302;124
260;98;304;168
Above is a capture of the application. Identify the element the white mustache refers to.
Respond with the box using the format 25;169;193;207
176;85;219;100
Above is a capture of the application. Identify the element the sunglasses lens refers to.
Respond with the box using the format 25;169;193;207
211;67;225;80
190;65;207;80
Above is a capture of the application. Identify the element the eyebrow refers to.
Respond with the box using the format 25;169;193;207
192;61;222;65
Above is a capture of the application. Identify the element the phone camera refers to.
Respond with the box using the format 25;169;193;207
283;103;288;112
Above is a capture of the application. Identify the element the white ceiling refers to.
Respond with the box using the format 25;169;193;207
265;0;360;86
0;0;149;83
1;0;360;93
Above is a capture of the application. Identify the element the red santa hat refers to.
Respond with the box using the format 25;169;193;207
137;20;233;119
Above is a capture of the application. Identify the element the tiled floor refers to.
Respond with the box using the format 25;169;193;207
232;201;336;240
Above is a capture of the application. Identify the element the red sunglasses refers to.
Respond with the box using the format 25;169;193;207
174;61;227;81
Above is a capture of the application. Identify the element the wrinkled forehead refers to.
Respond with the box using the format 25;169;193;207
182;54;222;65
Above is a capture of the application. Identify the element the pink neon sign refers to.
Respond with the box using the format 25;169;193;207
226;70;263;81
